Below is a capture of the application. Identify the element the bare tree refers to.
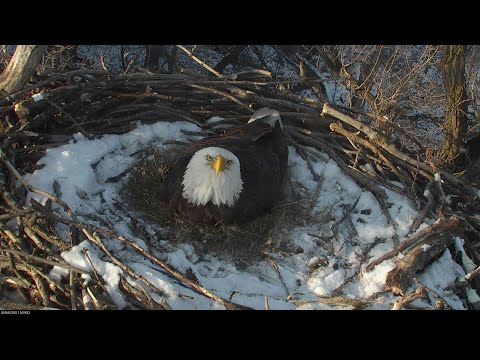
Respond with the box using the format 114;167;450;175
144;45;167;71
438;45;468;167
0;45;47;94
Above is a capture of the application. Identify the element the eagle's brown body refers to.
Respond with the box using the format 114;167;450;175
161;119;288;225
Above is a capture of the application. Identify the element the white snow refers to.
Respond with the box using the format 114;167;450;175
453;237;480;307
361;259;396;297
416;249;466;309
21;119;468;310
454;237;476;273
421;244;431;252
57;241;126;308
32;93;44;102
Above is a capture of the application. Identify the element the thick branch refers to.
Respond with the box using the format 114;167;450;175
386;227;462;295
0;45;47;94
366;216;460;272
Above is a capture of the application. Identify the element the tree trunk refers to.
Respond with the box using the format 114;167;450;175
0;45;47;94
213;45;247;73
144;45;166;71
439;45;467;167
167;46;177;74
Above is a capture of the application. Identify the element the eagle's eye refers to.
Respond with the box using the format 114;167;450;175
206;155;212;161
226;159;233;165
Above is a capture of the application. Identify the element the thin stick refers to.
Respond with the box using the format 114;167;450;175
119;276;161;310
266;257;290;299
3;253;32;288
308;177;324;213
330;122;415;204
26;223;70;251
83;249;113;296
69;271;77;310
463;264;480;283
5;69;109;103
293;296;373;309
176;45;223;78
23;226;56;254
409;182;435;233
391;287;427;310
135;281;172;310
28;270;53;307
188;84;253;113
100;54;108;72
414;278;452;309
81;287;94;310
0;208;34;221
448;265;480;291
2;248;87;273
20;261;72;298
0;182;19;210
85;286;106;309
45;99;93;140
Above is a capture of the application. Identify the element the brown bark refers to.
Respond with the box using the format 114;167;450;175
144;45;166;71
366;217;455;272
385;222;463;295
439;45;468;167
391;287;428;310
0;45;47;94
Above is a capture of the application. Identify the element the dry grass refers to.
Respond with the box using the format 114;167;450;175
122;147;309;267
123;147;175;225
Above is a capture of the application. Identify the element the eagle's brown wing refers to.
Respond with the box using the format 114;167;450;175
166;120;288;225
178;120;275;158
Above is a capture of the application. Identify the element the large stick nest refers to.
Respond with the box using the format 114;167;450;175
122;147;308;266
1;65;479;310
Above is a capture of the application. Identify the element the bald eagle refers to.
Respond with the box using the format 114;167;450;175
159;108;288;226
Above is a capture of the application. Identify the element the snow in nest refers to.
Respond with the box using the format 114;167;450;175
22;120;468;310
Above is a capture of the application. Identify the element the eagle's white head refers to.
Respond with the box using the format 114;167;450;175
182;147;243;207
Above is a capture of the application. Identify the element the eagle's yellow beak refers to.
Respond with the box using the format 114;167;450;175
211;155;226;174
